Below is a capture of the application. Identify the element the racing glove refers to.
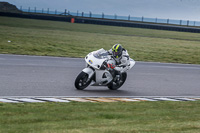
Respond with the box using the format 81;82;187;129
107;63;115;69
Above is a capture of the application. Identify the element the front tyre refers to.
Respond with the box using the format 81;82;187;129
108;72;127;90
75;71;92;90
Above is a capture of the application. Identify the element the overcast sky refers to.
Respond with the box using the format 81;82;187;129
1;0;200;21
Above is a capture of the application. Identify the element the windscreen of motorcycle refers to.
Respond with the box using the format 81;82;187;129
93;48;109;59
85;49;109;69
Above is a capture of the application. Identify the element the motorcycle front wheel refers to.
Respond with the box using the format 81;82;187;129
74;71;92;90
108;72;127;90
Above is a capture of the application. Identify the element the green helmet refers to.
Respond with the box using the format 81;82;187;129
112;44;123;58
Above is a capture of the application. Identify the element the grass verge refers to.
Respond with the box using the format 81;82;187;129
0;101;200;133
0;16;200;64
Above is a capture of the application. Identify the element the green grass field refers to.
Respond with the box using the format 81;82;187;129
0;101;200;133
0;16;200;64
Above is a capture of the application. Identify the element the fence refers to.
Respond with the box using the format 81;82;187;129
19;6;200;27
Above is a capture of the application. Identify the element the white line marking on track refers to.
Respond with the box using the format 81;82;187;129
174;98;196;101
7;98;45;103
63;98;95;102
0;99;20;103
132;98;158;101
34;98;70;102
153;98;181;101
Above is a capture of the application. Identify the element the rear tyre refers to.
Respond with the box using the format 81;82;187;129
108;72;127;90
75;71;91;90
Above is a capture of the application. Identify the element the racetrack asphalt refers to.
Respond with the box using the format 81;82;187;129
0;54;200;97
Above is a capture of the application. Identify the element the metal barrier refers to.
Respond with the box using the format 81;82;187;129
19;7;200;27
1;12;200;33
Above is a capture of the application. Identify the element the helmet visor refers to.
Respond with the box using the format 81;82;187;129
112;51;121;58
113;51;119;56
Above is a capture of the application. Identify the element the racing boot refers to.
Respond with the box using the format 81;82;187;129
115;74;121;86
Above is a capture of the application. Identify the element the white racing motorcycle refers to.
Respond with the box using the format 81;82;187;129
74;48;135;90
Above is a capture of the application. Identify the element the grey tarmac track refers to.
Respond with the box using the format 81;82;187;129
0;54;200;97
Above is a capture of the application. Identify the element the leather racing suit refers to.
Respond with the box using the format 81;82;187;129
107;48;130;73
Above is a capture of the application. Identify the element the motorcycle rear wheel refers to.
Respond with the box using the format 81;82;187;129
75;71;91;90
108;72;127;90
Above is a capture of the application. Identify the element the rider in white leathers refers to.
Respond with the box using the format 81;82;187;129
107;44;130;81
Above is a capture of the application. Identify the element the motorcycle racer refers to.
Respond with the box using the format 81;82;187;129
107;44;130;82
75;46;135;90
